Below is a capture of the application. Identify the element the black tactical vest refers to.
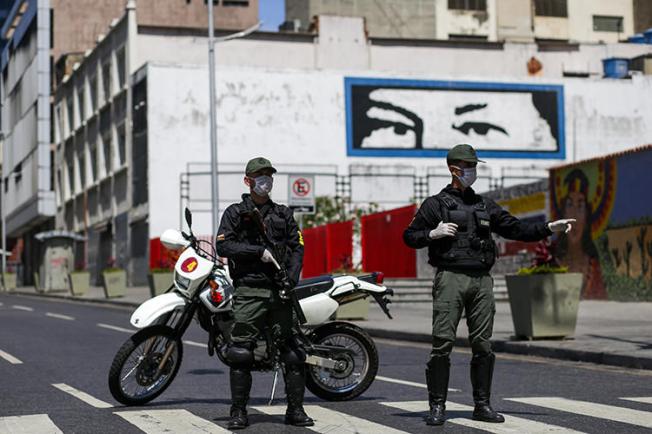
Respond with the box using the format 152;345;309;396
431;192;497;270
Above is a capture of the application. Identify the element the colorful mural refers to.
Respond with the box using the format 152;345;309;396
550;144;652;301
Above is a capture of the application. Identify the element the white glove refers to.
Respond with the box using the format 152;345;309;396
260;249;281;270
548;219;576;234
429;221;458;240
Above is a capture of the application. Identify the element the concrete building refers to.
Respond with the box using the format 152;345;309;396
285;0;638;43
1;0;258;285
53;10;652;284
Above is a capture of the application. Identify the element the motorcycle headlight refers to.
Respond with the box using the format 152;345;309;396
175;273;191;290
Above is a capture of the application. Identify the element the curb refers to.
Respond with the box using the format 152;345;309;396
364;327;652;371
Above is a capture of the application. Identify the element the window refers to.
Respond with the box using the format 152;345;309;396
77;84;85;123
102;59;112;102
222;0;249;6
448;0;486;11
116;46;126;88
89;74;98;112
593;15;623;32
534;0;567;18
102;133;112;176
117;123;126;166
66;97;74;133
89;144;98;183
77;151;86;189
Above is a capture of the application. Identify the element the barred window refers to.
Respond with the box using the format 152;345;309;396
593;15;623;32
448;0;486;11
534;0;568;18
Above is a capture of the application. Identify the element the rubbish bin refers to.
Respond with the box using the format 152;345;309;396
602;58;630;79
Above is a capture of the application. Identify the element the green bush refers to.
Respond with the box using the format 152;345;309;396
150;268;174;274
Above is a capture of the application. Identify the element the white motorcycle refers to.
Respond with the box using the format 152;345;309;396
108;209;393;406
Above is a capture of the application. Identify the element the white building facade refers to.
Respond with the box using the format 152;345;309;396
54;10;652;284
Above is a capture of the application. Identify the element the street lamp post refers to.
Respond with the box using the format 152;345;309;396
206;1;260;236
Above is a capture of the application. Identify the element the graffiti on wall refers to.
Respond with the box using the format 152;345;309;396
550;145;652;301
345;77;565;159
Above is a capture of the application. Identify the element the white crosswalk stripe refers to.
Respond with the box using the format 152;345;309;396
12;305;33;312
254;404;409;433
0;349;23;364
621;397;652;405
382;400;584;433
376;375;461;392
52;383;113;408
507;397;652;429
0;414;63;434
45;312;74;321
116;409;231;433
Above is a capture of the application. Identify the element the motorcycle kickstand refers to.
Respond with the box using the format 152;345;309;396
268;368;280;406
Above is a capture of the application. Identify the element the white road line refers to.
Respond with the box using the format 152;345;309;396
116;409;231;433
52;383;113;409
12;305;33;312
254;404;409;434
0;414;63;433
184;340;208;348
46;312;75;321
0;349;23;364
507;397;652;429
376;375;461;392
382;401;584;434
97;323;134;333
621;397;652;405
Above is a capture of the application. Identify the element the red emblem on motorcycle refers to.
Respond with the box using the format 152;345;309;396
181;257;199;273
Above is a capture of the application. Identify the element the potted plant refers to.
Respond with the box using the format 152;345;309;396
69;262;90;296
102;257;127;298
505;239;583;340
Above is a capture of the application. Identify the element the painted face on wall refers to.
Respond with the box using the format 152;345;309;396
564;190;587;245
349;81;562;156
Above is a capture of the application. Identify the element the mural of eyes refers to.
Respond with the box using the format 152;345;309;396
360;100;424;149
452;121;509;137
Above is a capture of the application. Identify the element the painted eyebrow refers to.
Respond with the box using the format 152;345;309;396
455;103;488;115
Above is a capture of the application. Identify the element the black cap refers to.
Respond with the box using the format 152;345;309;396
447;144;486;163
245;157;277;175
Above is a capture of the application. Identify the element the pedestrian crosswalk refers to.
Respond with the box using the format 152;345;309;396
1;396;651;433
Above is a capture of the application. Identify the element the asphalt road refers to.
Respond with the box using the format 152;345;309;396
1;293;651;434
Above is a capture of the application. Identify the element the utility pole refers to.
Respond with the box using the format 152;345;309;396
207;0;219;237
206;4;260;237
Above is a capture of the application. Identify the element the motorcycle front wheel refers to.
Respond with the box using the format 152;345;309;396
306;322;378;401
108;325;183;406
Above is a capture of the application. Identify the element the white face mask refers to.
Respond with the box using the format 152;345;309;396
452;166;477;188
252;175;273;196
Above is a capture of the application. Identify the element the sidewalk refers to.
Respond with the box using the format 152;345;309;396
5;285;652;370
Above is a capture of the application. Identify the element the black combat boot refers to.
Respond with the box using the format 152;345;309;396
284;366;314;427
425;355;450;426
470;353;505;423
228;368;252;430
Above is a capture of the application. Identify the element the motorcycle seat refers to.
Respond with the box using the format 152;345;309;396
294;275;334;299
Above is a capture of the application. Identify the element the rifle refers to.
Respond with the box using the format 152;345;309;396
249;208;308;325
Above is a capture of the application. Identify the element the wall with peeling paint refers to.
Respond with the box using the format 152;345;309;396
144;62;652;238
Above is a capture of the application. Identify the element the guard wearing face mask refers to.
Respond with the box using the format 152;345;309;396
403;144;575;427
216;157;314;430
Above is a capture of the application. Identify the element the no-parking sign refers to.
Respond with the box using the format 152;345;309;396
288;174;315;213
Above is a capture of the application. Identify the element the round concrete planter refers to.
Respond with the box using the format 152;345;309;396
102;269;127;298
505;272;583;339
148;272;174;298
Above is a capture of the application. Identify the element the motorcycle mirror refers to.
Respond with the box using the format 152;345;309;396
185;207;193;229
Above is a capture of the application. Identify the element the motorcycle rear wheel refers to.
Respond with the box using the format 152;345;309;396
108;325;183;406
306;322;378;401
